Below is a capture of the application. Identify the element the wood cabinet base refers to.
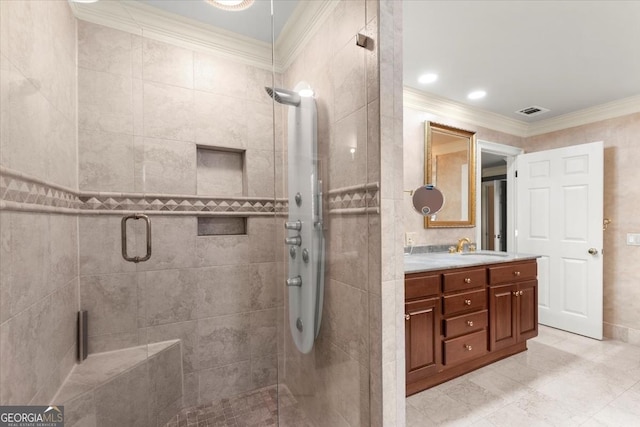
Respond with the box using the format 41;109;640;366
406;341;527;396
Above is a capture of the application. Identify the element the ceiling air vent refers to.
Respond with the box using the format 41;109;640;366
515;106;550;117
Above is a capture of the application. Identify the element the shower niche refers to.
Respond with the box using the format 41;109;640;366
196;146;246;197
195;146;249;236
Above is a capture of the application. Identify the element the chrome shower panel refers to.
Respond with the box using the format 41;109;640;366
270;82;325;354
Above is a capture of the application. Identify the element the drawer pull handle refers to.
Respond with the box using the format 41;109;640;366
519;290;524;296
467;320;474;327
464;278;472;283
464;299;472;305
465;345;473;351
513;271;521;276
405;314;410;321
408;308;433;316
513;291;519;297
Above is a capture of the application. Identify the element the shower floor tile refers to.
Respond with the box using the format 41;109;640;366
164;385;310;427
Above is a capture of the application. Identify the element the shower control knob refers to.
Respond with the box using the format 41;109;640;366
286;276;302;287
285;220;302;230
285;236;302;246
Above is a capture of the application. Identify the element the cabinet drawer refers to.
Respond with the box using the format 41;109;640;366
443;310;488;338
443;268;486;292
444;329;488;365
489;261;537;285
405;274;440;300
443;289;486;316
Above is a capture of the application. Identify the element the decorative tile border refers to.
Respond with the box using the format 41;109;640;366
327;182;380;215
0;167;286;216
0;168;82;210
78;194;287;214
0;167;379;217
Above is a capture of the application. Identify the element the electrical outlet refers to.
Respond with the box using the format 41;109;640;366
405;232;417;246
627;233;640;246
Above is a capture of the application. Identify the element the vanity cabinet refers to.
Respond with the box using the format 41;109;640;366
405;259;537;395
488;262;538;351
441;267;488;365
405;274;441;383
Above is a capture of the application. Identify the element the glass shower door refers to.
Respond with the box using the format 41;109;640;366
273;1;376;425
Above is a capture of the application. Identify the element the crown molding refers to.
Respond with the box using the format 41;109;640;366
526;94;640;137
404;87;640;138
70;0;273;70
69;0;335;73
403;87;530;137
274;0;338;71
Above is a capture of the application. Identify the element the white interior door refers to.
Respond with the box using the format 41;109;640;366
516;141;603;339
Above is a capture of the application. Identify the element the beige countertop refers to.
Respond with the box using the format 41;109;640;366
404;251;540;274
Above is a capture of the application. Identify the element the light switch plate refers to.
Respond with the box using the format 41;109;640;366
627;233;640;246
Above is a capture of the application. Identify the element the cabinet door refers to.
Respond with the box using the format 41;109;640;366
517;280;538;341
489;284;517;351
405;298;441;383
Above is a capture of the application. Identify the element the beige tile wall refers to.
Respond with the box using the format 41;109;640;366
404;105;640;341
277;1;402;426
377;1;405;426
76;20;279;406
0;0;78;405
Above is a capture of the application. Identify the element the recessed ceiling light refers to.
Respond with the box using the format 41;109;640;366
467;90;486;100
418;73;438;84
205;0;255;11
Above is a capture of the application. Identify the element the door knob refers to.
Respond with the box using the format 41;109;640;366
405;314;410;321
588;248;598;255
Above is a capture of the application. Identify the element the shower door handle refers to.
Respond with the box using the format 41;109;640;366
121;214;152;263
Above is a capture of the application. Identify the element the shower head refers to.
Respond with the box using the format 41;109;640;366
265;87;301;107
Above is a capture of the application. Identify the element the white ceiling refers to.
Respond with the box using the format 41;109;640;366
404;0;640;122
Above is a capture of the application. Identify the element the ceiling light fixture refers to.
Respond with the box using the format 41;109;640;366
205;0;255;11
418;73;438;84
467;90;486;100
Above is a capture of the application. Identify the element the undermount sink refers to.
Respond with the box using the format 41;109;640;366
460;251;509;257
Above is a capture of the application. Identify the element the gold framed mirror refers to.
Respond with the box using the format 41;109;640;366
424;122;476;228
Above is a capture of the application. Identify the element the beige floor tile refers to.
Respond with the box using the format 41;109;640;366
406;326;640;425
